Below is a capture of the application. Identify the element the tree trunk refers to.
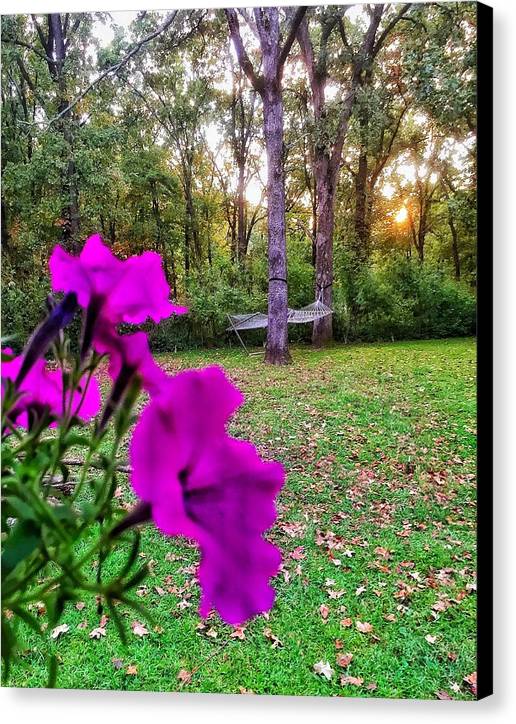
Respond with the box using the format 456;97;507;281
312;154;335;346
449;214;461;280
353;150;370;264
262;84;291;364
49;14;80;251
236;162;246;261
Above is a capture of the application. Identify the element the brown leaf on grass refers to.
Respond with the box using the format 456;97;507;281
447;651;458;662
355;620;373;633
112;658;124;670
374;546;391;560
319;604;330;620
336;653;353;668
313;661;334;680
263;628;283;648
77;621;88;630
177;669;192;684
290;546;306;561
50;624;69;639
340;617;353;628
206;627;218;638
366;682;377;691
75;601;85;611
463;671;477;696
335;639;343;649
154;586;166;596
230;626;246;640
131;621;149;637
436;690;453;700
238;687;255;695
425;634;437;644
126;665;138;675
341;675;363;686
384;613;396;622
89;626;106;639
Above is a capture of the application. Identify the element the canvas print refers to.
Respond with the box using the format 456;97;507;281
1;3;491;699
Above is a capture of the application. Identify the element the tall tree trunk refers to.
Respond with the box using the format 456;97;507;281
262;82;291;364
448;208;460;280
226;6;307;364
353;150;370;263
236;162;247;261
312;154;335;346
49;14;80;251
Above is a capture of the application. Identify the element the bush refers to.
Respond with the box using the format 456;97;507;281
339;254;476;342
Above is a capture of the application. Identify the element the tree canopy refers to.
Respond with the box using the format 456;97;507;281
1;5;477;354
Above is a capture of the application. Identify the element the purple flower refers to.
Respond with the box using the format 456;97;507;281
130;366;284;625
2;349;101;428
93;323;166;395
49;234;187;325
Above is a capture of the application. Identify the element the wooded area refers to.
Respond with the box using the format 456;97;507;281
1;4;477;362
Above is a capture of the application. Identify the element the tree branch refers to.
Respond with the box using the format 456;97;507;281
277;6;308;74
45;11;179;127
225;9;264;93
372;3;412;59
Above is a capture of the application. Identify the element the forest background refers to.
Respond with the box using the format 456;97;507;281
1;3;477;355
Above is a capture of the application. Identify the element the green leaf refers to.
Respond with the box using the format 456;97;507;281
2;520;41;576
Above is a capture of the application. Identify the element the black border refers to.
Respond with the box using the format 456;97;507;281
476;0;493;701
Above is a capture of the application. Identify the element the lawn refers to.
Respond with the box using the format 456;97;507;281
7;338;477;700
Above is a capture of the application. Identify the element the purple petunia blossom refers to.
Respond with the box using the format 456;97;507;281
130;365;284;625
49;234;187;325
93;322;166;395
2;349;101;428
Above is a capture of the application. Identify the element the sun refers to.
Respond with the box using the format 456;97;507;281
394;206;408;224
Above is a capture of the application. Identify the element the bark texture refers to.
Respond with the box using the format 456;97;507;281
226;6;307;364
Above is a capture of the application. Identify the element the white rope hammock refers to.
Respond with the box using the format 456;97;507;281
226;298;333;353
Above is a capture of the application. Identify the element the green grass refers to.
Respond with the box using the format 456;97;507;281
7;338;477;700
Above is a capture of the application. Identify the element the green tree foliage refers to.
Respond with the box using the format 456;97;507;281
2;5;477;350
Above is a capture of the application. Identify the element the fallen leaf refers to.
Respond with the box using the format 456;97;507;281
336;653;353;668
50;624;69;639
263;627;283;648
366;682;378;691
177;669;192;684
425;634;437;644
374;546;391;559
463;671;477;696
126;665;138;675
356;620;373;633
319;604;330;620
89;626;106;639
290;546;306;560
340;617;353;628
206;627;218;638
384;613;396;622
131;621;149;637
341;675;363;686
112;658;124;670
75;601;85;611
230;626;246;640
313;661;334;680
436;690;453;700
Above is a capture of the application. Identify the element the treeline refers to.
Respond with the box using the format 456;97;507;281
1;5;477;358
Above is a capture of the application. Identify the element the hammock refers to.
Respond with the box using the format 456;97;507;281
227;298;333;354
